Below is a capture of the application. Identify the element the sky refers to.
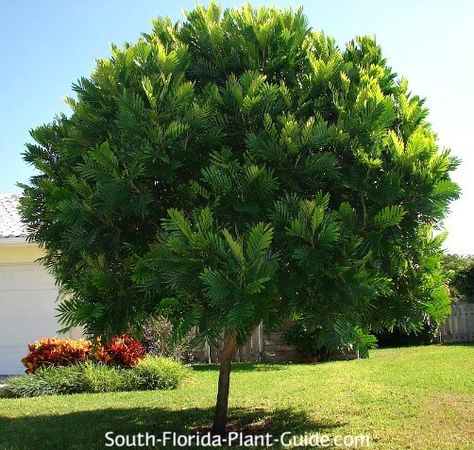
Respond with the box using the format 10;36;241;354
0;0;473;253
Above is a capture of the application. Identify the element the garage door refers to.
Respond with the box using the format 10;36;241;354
0;263;59;374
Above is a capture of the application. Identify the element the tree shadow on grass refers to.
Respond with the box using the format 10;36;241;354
0;405;345;449
192;363;287;372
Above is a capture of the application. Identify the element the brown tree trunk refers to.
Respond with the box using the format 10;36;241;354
212;333;237;435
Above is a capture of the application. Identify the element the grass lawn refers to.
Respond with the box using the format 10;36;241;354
0;344;473;449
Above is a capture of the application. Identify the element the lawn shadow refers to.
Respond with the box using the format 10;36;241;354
192;362;287;372
0;405;345;449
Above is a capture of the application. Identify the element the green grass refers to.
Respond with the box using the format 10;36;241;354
1;345;473;449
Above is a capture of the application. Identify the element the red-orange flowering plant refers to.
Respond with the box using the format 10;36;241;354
21;335;145;372
100;335;145;367
90;336;112;364
21;337;92;373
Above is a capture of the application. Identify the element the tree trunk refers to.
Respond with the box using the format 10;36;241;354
212;333;237;435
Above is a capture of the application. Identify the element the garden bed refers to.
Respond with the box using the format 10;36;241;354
1;356;190;398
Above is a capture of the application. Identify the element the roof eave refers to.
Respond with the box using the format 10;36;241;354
0;236;31;245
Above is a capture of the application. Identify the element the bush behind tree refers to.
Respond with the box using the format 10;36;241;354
139;316;195;363
284;321;377;359
442;254;474;302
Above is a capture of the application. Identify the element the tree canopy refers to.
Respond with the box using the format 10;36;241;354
20;2;460;432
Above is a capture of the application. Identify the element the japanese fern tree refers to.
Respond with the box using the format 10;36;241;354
20;3;459;433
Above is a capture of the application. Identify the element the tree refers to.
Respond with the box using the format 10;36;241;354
20;3;460;434
442;254;474;302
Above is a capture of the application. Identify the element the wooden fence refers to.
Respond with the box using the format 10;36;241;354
440;302;474;343
193;322;357;363
193;322;306;363
194;302;474;363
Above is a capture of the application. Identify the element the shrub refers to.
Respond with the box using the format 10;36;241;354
37;365;85;394
374;322;440;348
82;361;129;393
95;335;145;367
3;375;56;398
140;316;195;363
284;322;377;360
21;337;92;373
130;356;191;390
20;335;146;373
3;356;190;398
3;365;85;398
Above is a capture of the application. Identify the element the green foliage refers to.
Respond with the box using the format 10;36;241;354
3;365;84;398
375;322;440;347
2;357;190;398
135;210;279;346
3;375;55;398
36;365;85;394
131;355;192;390
82;362;128;393
284;321;377;360
442;254;474;302
20;3;459;354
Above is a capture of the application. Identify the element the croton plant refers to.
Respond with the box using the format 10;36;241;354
22;335;145;373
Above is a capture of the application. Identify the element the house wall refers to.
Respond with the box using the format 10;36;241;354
0;240;81;374
0;241;45;265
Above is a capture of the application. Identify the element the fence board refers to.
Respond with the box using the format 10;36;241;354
440;302;474;343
